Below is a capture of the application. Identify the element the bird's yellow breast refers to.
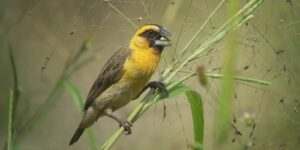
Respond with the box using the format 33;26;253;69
122;47;160;94
124;47;160;78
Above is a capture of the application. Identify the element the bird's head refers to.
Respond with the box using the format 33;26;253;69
130;24;171;53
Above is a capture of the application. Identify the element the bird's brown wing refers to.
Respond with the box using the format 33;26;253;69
83;47;130;111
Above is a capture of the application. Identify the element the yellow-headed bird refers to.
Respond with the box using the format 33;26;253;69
69;24;171;145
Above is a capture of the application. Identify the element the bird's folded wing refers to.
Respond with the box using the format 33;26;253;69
83;47;130;111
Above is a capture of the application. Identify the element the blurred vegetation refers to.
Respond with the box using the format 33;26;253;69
1;0;300;150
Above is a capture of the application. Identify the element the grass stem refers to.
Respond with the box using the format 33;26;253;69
7;90;14;150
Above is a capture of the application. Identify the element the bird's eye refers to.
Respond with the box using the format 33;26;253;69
148;30;154;34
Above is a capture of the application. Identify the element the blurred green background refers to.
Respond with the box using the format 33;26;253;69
1;0;300;150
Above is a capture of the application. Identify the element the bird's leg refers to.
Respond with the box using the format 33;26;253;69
134;81;168;99
104;108;132;135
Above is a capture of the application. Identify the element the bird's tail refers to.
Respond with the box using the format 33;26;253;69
69;123;85;145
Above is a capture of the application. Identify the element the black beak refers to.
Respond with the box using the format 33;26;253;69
154;27;171;47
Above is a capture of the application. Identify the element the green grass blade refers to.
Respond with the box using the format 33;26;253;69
163;0;226;77
185;91;204;150
64;80;97;150
8;44;20;97
206;73;271;85
64;80;84;109
86;128;97;150
167;72;196;89
8;44;21;122
7;90;14;150
215;0;239;143
178;0;226;57
167;84;190;99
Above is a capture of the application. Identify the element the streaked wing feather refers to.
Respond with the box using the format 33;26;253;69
83;48;130;111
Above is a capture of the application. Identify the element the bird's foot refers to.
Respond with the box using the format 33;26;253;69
119;120;133;135
149;81;169;97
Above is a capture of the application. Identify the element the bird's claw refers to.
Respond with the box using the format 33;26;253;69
119;120;133;135
150;81;169;97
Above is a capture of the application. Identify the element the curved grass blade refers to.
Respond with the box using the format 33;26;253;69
64;80;97;150
64;80;84;109
186;91;204;150
167;84;190;99
8;44;21;124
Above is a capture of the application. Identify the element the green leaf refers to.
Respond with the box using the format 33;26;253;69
186;91;204;150
167;84;191;99
156;83;191;101
64;80;84;109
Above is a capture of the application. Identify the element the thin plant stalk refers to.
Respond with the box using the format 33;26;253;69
215;0;239;143
64;80;97;150
7;90;14;150
7;44;21;124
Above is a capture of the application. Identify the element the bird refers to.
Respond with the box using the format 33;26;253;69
69;24;171;145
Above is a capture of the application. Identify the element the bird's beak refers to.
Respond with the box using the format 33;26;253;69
154;28;171;47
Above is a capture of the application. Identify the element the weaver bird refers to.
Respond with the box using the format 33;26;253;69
69;24;171;145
